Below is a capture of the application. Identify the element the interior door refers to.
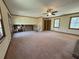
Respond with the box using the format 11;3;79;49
47;20;51;30
43;18;51;31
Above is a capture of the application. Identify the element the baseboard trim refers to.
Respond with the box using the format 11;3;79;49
51;30;79;36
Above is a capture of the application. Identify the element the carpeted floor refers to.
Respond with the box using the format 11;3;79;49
5;31;79;59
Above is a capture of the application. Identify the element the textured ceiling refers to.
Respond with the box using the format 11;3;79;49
5;0;79;17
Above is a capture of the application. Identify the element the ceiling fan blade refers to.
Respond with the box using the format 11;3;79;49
51;13;55;15
52;11;58;13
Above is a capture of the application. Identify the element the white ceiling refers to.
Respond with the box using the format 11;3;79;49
5;0;79;17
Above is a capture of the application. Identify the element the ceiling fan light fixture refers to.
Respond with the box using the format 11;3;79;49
48;12;51;16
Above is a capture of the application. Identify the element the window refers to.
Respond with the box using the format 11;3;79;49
0;7;5;40
54;19;60;28
69;17;79;29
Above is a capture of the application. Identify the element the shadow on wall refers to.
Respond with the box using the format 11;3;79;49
73;40;79;59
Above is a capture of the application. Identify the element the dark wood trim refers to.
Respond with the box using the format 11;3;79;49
53;18;60;28
3;0;11;14
69;16;79;30
43;18;51;31
0;7;6;44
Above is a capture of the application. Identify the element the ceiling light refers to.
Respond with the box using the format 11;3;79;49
48;13;51;16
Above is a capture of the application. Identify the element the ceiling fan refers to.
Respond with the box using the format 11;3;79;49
42;8;58;16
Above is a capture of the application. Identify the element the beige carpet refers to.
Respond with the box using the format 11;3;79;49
5;31;79;59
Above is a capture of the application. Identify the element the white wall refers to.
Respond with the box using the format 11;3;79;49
12;16;43;31
0;0;11;59
36;18;43;31
51;13;79;35
13;16;38;25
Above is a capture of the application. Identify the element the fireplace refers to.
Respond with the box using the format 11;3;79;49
13;25;34;32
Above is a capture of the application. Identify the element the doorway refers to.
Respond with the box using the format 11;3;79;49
43;18;51;31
